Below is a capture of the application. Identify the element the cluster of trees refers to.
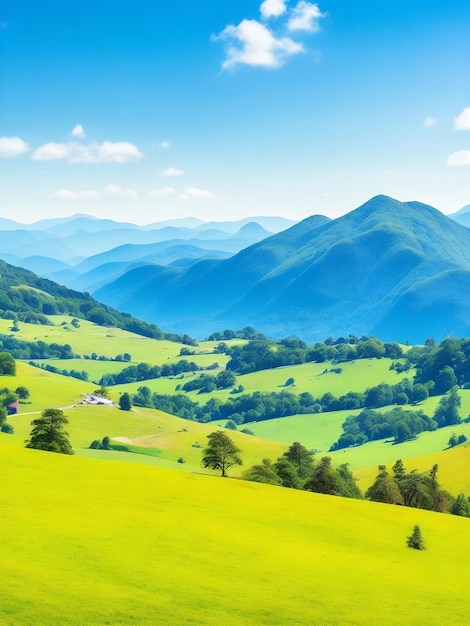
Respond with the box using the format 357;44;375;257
89;436;111;450
225;336;404;375
206;326;267;342
0;351;16;375
0;335;76;360
331;386;463;450
180;370;236;393
30;362;89;381
366;459;470;517
244;442;361;498
398;337;470;394
99;359;203;386
132;388;316;423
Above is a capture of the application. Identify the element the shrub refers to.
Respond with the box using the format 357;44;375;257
406;525;425;550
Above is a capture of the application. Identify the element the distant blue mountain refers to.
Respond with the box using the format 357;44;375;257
94;196;470;343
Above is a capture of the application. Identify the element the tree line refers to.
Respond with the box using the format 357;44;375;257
331;385;465;450
225;336;404;375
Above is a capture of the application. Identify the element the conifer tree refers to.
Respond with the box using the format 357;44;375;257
406;525;425;550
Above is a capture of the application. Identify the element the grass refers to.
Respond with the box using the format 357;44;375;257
0;316;238;366
1;437;469;626
355;440;470;495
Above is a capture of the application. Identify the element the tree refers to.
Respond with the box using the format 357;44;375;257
451;493;470;517
0;352;16;376
15;386;30;401
304;456;340;495
119;392;132;411
283;441;314;479
201;431;242;477
25;408;73;455
433;386;461;427
244;458;282;486
406;525;425;550
366;466;404;504
94;386;110;399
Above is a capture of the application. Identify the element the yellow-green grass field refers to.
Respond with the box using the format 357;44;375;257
0;316;239;366
355;440;470;495
8;397;287;476
1;437;469;626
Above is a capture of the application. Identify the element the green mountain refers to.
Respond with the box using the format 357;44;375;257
94;196;470;343
0;259;185;341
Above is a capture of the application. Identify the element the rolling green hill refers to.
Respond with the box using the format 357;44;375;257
1;439;469;626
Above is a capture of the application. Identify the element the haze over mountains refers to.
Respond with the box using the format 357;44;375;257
1;196;470;344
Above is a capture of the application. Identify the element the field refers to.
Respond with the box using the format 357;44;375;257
1;438;469;626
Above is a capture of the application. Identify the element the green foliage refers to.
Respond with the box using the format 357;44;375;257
1;422;14;434
406;525;425;550
243;458;282;485
25;408;73;455
201;431;243;477
0;352;16;375
119;392;132;411
15;385;30;400
282;441;314;479
450;493;470;517
448;432;468;448
331;407;436;451
433;386;461;427
365;466;404;505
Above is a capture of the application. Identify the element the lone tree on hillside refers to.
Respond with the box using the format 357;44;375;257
406;525;425;550
119;392;132;411
25;408;73;455
202;431;242;477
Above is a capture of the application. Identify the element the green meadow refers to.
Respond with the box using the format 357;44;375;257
1;438;469;626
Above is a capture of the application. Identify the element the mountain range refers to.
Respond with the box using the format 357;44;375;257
1;196;470;344
92;196;470;343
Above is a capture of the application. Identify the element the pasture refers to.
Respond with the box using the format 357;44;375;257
1;438;469;626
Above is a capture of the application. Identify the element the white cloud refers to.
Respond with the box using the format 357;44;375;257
260;0;287;19
216;19;304;70
50;189;100;200
71;124;85;138
454;107;470;131
287;2;325;32
160;140;171;149
180;187;218;200
161;166;185;177
0;136;30;157
447;150;470;166
149;187;176;197
103;184;138;198
424;116;437;128
31;141;143;163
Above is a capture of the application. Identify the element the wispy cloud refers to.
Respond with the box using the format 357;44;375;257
31;140;143;163
103;184;138;198
180;187;217;200
161;166;185;177
0;136;30;157
447;150;470;166
50;184;137;199
424;116;437;128
454;107;470;131
160;140;171;149
71;124;85;138
50;189;100;200
149;187;176;197
214;1;325;70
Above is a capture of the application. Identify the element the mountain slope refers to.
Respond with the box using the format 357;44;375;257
95;196;470;342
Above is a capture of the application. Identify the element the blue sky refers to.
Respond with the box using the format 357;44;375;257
0;0;469;224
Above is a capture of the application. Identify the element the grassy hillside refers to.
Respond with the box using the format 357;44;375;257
355;441;470;494
1;438;469;626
